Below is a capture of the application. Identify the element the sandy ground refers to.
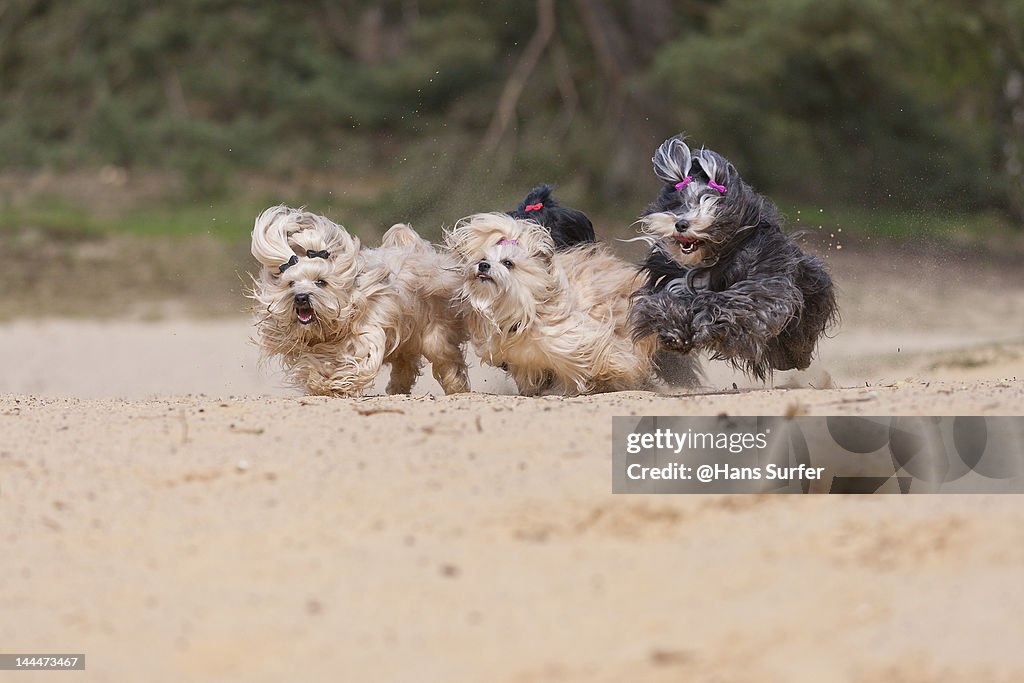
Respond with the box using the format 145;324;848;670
1;243;1024;681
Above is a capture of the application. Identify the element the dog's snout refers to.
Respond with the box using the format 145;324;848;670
294;292;311;305
674;218;690;232
477;261;491;273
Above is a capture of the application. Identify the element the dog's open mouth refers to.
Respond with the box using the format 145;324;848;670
295;302;315;325
475;273;493;283
675;235;701;254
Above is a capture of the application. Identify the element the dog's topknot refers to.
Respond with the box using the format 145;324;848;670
509;184;596;250
251;205;359;273
652;135;739;193
511;184;556;214
446;212;557;264
652;135;694;185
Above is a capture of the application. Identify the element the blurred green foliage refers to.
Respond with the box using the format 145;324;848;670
0;0;1022;233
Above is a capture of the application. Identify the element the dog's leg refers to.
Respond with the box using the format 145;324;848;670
509;366;557;397
511;372;543;397
324;326;389;396
689;275;804;379
764;255;839;371
422;322;470;395
386;352;422;395
630;288;697;353
289;354;343;397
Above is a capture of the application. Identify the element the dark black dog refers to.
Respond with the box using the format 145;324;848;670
630;136;838;380
509;184;596;249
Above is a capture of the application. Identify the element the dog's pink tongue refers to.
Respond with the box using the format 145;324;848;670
298;310;313;323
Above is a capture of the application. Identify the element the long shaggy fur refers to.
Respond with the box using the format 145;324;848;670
446;213;658;396
631;135;839;380
249;205;470;397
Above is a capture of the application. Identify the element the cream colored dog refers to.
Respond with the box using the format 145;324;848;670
445;213;659;396
250;205;469;397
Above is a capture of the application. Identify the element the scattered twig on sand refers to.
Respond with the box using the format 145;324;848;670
421;425;462;436
228;424;265;435
355;407;406;417
822;391;880;406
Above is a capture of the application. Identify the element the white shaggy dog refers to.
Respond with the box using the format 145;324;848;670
250;205;470;397
445;213;659;396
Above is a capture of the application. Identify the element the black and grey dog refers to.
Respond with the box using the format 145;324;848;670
630;135;838;380
508;184;596;249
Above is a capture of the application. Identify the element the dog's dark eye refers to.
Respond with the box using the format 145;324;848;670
501;259;514;269
315;279;327;288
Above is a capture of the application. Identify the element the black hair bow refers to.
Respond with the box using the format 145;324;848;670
278;249;330;274
278;255;298;274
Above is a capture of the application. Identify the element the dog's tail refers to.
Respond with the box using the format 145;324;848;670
381;223;431;253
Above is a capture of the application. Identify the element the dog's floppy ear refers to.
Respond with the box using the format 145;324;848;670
652;135;693;184
443;219;476;261
251;205;303;269
515;220;556;263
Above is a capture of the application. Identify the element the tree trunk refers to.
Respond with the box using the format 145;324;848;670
481;0;556;155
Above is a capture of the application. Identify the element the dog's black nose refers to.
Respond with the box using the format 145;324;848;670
477;261;491;273
294;292;311;305
674;219;690;232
